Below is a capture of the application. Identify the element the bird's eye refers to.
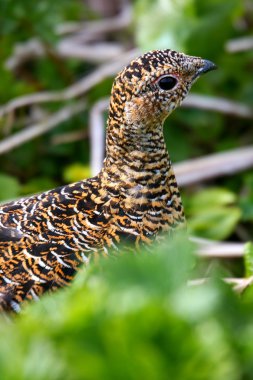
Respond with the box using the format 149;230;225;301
157;76;177;91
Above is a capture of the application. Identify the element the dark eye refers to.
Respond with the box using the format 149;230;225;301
157;76;177;91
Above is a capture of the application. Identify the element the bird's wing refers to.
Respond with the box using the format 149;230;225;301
0;178;112;257
0;178;114;311
0;179;111;265
0;245;83;312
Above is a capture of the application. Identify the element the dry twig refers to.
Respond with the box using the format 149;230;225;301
89;98;109;176
226;36;253;53
56;1;132;37
0;102;85;155
5;39;126;71
183;94;253;119
188;238;249;294
191;236;245;258
57;41;125;63
188;276;253;294
50;130;88;145
0;49;139;120
6;0;132;71
174;145;253;187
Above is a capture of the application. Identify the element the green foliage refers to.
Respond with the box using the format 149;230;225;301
135;0;196;52
0;236;253;379
0;0;86;102
185;187;241;240
135;0;242;58
0;0;84;43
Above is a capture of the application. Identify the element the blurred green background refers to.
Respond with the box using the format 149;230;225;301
1;1;253;378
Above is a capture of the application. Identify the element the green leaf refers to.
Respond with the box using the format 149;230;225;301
244;242;253;277
185;187;241;240
188;188;237;214
63;163;91;183
188;206;241;240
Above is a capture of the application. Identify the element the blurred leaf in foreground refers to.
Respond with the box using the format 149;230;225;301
0;235;249;379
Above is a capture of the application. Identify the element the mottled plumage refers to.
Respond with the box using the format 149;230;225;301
0;49;216;311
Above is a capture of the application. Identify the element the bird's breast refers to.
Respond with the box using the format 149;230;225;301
106;179;183;246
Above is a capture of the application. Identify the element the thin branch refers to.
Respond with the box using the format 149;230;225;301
5;39;45;71
5;39;125;71
89;98;109;176
56;1;132;37
231;276;253;293
5;1;132;71
0;49;139;119
0;102;85;155
191;236;245;258
56;41;125;63
6;0;132;71
188;276;253;294
188;277;243;286
174;145;253;187
183;94;253;119
50;130;88;145
225;36;253;53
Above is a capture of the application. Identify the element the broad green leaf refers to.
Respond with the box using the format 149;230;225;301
188;187;237;214
188;206;241;240
63;163;91;183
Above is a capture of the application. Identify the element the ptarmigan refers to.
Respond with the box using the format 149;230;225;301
0;49;216;311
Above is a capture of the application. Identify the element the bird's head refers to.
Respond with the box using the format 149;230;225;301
110;49;217;129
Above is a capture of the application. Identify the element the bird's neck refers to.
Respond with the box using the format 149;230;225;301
100;116;172;186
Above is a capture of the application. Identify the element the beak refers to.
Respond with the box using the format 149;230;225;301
196;59;218;76
194;59;217;79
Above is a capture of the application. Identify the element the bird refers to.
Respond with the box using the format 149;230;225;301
0;49;216;312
